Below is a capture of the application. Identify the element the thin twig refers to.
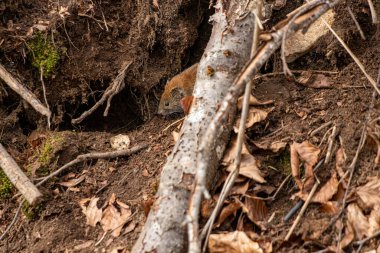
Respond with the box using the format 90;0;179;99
162;117;185;132
35;143;148;187
0;64;51;118
0;199;25;241
40;67;51;129
354;229;380;252
72;61;132;124
309;121;333;137
325;124;339;164
366;0;378;24
347;6;366;40
285;181;319;240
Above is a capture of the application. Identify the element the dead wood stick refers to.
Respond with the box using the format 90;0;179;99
72;61;132;124
35;143;148;186
285;181;319;241
196;5;263;252
0;144;42;205
193;0;339;248
0;199;24;241
347;6;366;40
132;1;257;252
0;64;51;118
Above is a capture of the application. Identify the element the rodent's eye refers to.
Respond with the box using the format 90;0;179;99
164;102;169;107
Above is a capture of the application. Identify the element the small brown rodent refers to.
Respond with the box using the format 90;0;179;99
158;63;198;116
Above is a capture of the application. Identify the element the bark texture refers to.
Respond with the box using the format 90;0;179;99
0;144;42;205
132;0;257;252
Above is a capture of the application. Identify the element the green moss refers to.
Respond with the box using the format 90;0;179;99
0;169;13;199
39;134;64;166
22;201;44;220
27;33;60;77
276;152;292;176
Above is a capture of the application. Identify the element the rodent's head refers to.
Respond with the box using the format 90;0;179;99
158;86;185;116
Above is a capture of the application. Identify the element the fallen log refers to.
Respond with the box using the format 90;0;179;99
131;0;258;252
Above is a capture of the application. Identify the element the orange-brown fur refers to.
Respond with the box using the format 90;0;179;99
158;63;198;115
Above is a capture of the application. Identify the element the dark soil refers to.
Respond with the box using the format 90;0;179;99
1;0;380;252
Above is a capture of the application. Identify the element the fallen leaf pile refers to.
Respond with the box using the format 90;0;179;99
79;193;134;238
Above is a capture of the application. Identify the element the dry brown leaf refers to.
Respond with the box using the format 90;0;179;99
356;177;380;209
222;136;250;166
297;72;333;88
320;201;340;214
79;197;102;227
109;246;127;253
335;148;347;182
252;140;287;153
230;181;250;196
252;185;276;195
59;175;85;188
297;172;339;203
234;108;273;133
215;201;242;227
123;221;136;235
243;197;268;229
209;231;263;253
101;195;132;237
237;95;274;110
201;199;215;219
290;141;320;191
226;154;265;183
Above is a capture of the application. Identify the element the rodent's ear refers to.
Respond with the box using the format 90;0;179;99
170;87;185;99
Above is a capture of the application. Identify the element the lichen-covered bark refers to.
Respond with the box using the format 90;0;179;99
132;1;257;252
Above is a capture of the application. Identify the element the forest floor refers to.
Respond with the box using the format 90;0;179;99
1;0;380;252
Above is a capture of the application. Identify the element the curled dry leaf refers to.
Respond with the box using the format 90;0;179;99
79;197;102;227
209;231;264;253
296;172;339;203
222;136;251;166
297;71;333;88
201;199;215;219
252;140;287;153
230;181;250;196
237;95;274;110
243;197;268;229
340;177;380;248
223;136;265;183
59;175;85;188
100;193;132;237
341;203;380;248
335;148;347;182
290;141;320;192
226;154;265;183
356;177;380;210
215;201;242;228
234;108;274;133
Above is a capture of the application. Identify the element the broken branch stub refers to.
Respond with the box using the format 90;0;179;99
0;144;42;205
0;64;51;118
131;0;256;252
